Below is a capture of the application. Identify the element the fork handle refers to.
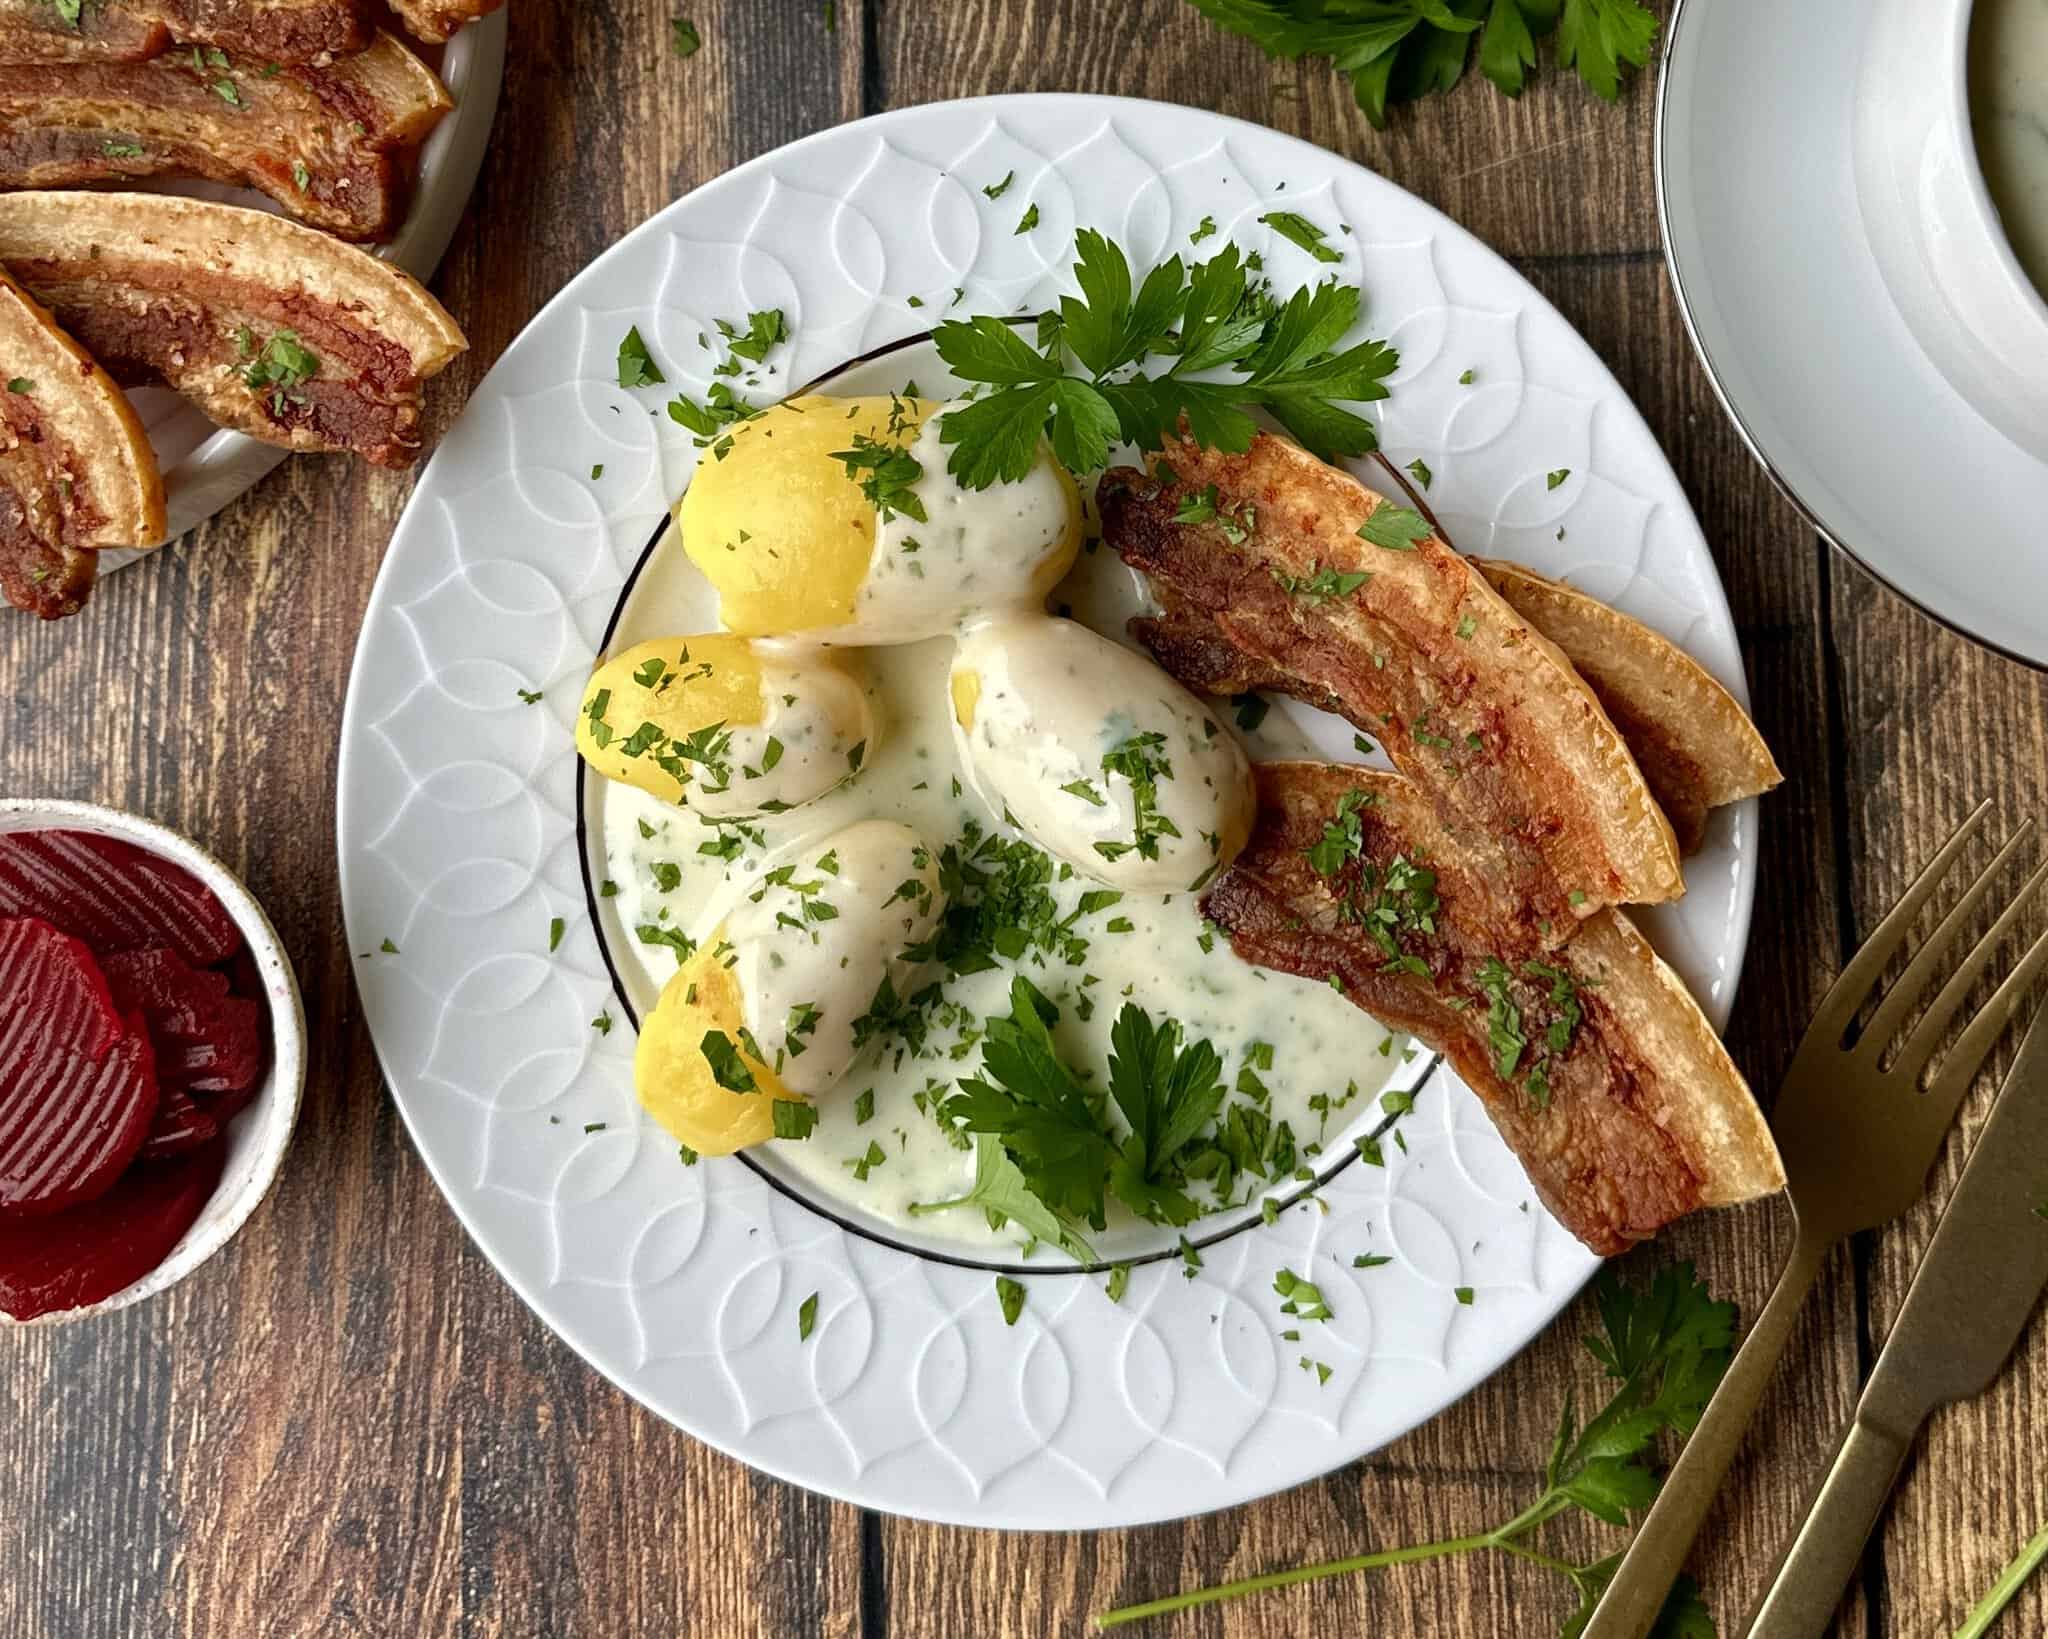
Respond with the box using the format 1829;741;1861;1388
1581;1228;1832;1639
1742;1413;1916;1639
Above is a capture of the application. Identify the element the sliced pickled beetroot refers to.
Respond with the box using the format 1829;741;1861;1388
139;1083;218;1162
0;831;241;967
100;948;266;1102
0;920;159;1217
0;1139;224;1320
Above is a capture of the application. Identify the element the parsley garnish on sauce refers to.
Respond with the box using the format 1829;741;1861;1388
930;229;1396;489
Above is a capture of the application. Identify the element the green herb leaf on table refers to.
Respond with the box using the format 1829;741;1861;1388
1097;1261;1736;1634
1184;0;1656;128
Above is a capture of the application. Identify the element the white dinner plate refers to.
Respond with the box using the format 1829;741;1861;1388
1658;0;2048;671
95;13;507;580
335;94;1760;1528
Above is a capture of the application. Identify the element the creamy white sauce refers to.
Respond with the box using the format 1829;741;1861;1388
720;819;944;1097
834;405;1073;645
690;655;877;821
599;543;1408;1254
1972;0;2048;298
952;615;1253;894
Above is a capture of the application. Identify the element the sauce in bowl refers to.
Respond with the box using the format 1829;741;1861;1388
1971;0;2048;299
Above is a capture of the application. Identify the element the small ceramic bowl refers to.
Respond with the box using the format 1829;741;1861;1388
0;799;307;1326
1855;0;2048;463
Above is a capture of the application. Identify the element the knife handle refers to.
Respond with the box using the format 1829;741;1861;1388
1581;1228;1832;1639
1743;1412;1917;1639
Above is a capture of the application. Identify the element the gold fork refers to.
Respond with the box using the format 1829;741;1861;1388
1582;801;2048;1639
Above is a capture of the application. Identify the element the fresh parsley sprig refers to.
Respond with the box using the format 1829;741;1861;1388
936;978;1234;1241
1185;0;1660;127
930;229;1397;489
1098;1261;1735;1635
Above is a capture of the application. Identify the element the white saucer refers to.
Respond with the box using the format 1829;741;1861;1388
1658;0;2048;670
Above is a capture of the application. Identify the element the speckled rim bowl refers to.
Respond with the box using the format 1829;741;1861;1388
0;799;306;1327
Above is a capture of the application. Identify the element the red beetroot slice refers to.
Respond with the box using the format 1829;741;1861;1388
0;920;158;1217
139;1083;218;1162
101;948;266;1101
0;1138;224;1320
0;831;241;967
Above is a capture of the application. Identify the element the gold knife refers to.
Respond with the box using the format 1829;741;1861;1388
1744;998;2048;1638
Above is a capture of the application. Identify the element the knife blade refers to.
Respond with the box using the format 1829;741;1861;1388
1745;997;2048;1639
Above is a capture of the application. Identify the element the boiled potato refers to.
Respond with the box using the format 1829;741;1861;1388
678;395;935;635
950;615;1255;892
635;941;796;1156
577;635;875;817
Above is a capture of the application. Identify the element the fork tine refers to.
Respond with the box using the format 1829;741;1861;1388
1860;819;2038;1054
1809;800;1994;1041
1913;887;2048;1119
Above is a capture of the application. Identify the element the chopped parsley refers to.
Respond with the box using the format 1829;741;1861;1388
1356;504;1433;551
700;1030;756;1093
1259;210;1342;264
616;325;665;388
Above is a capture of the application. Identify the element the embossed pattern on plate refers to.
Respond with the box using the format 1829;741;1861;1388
336;95;1757;1528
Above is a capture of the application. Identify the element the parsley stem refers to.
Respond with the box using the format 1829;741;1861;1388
1095;1531;1496;1628
1955;1518;2048;1639
1096;1493;1574;1628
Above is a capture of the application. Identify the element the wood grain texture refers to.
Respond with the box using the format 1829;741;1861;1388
2;0;2045;1635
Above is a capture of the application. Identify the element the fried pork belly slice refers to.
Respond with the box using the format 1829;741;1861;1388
0;268;166;619
1471;560;1782;854
386;0;502;44
0;0;372;64
1206;762;1783;1254
1134;563;1781;858
0;191;465;467
0;34;452;242
1099;434;1683;933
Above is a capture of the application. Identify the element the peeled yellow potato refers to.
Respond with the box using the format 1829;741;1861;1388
577;636;761;805
635;942;802;1156
677;394;935;635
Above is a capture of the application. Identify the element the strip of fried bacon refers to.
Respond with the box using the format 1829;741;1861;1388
1099;432;1684;933
0;34;451;242
1472;559;1783;854
1206;762;1783;1254
384;0;503;45
0;0;372;64
0;191;466;467
0;267;166;619
1133;567;1780;857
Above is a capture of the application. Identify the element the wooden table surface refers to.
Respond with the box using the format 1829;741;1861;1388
5;4;2047;1636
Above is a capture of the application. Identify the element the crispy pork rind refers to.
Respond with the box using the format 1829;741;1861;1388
1099;432;1684;933
385;0;502;45
0;0;373;65
0;33;452;242
0;267;165;619
1206;762;1783;1254
0;190;466;467
1472;559;1783;854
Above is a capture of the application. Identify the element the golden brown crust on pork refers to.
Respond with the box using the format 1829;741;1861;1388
0;190;465;465
1472;560;1782;854
385;0;501;44
1205;763;1782;1254
1099;434;1684;932
0;266;165;618
0;34;451;242
0;0;373;64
